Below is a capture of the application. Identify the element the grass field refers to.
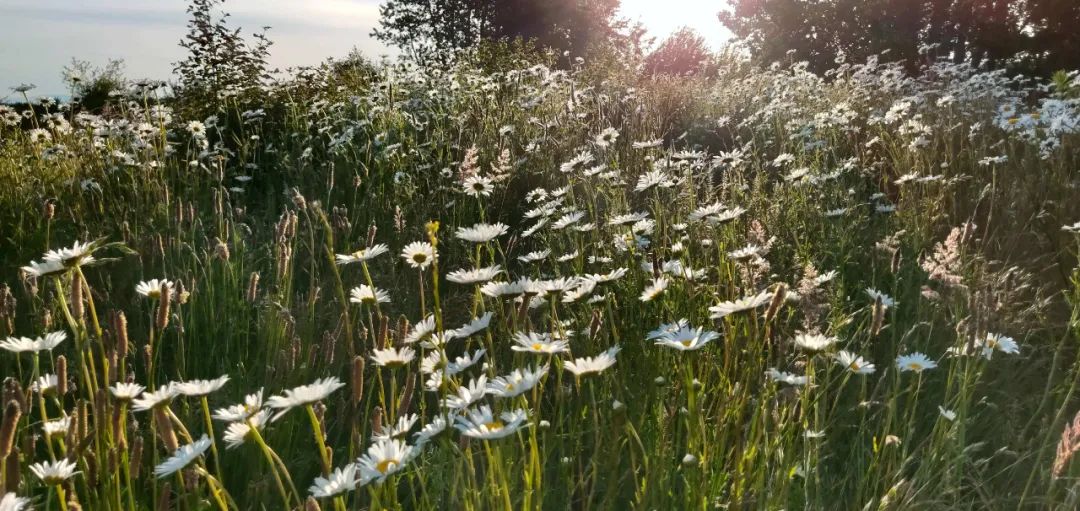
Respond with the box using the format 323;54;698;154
2;56;1080;509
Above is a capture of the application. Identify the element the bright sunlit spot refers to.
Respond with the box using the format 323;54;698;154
619;0;731;49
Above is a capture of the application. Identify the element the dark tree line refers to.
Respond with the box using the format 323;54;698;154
719;0;1080;75
372;0;627;65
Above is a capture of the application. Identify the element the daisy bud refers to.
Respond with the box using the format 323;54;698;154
681;453;698;467
56;355;68;396
379;315;390;349
350;356;365;403
653;376;666;387
0;400;22;459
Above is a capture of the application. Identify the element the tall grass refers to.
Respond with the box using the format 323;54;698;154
0;56;1079;510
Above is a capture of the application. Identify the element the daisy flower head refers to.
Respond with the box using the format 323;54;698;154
131;383;180;411
401;241;436;270
792;333;838;352
154;435;212;478
110;382;146;401
441;375;489;411
213;389;265;422
371;346;416;369
708;291;773;319
446;265;503;285
135;278;174;299
0;493;30;511
30;458;80;485
175;375;230;397
1;330;66;353
372;413;419;442
896;352;937;373
462;175;494;197
654;325;720;351
336;243;390;265
836;351;876;375
564;346;621;379
310;463;360;498
43;416;72;437
977;333;1019;360
451;312;494;339
639;276;669;302
455;222;509;243
266;377;345;419
559;150;595;174
222;409;271;449
357;438;416;483
766;368;808;386
595;127;619;148
350;285;391;305
21;259;66;278
486;366;548;398
414;415;451;445
865;288;897;308
511;331;569;354
43;239;98;268
454;405;529;440
403;315;436;344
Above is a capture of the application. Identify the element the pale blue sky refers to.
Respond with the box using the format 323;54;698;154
1;0;730;98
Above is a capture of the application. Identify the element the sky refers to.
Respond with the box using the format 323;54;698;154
0;0;730;99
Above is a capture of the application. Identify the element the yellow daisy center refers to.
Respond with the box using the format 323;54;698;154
531;343;543;351
375;459;399;474
483;420;504;431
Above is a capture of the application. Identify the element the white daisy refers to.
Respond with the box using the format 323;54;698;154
401;242;436;270
653;325;720;351
135;279;175;299
455;223;509;243
708;291;773;319
350;285;391;305
564;346;621;378
357;438;416;483
446;265;503;285
896;352;937;372
792;333;838;352
336;244;390;265
486;366;548;398
309;463;361;498
511;331;569;354
836;351;876;375
454;405;528;440
266;377;345;419
175;375;230;397
370;347;416;368
154;435;212;478
29;458;80;485
766;368;808;386
639;277;669;302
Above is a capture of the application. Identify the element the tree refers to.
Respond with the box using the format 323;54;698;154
718;0;1079;76
644;27;715;77
173;0;273;103
372;0;624;66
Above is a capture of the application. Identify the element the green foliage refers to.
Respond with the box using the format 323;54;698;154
720;0;1080;76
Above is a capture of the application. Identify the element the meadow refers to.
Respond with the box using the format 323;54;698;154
1;53;1080;509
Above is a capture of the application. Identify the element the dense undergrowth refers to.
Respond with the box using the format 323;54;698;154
1;54;1080;509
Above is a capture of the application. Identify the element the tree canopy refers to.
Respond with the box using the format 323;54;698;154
372;0;624;65
719;0;1080;76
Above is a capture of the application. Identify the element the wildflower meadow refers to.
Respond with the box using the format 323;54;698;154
3;16;1080;511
